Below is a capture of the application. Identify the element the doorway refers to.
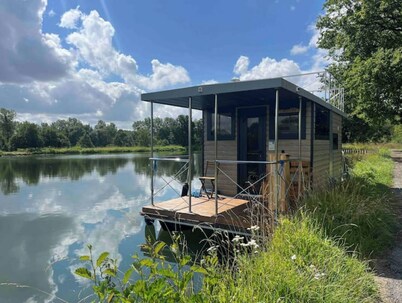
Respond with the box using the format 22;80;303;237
238;107;267;191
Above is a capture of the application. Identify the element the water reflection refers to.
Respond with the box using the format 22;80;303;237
0;213;75;302
0;154;201;195
0;153;202;302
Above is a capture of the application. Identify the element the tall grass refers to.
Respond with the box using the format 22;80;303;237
301;180;396;257
301;148;397;257
75;216;379;303
219;216;378;303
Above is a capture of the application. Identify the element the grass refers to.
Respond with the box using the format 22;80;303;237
76;216;379;303
220;216;379;303
301;147;397;257
0;145;186;156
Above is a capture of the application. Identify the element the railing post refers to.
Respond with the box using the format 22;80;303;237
280;153;290;212
150;101;154;206
214;94;218;215
274;89;279;220
298;96;302;199
329;110;333;178
188;97;192;213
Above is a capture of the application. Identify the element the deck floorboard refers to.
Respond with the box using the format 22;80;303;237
142;196;252;229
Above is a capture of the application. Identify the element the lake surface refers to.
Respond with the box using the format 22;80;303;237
0;153;203;302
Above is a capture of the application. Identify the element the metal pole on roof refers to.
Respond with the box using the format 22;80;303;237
274;89;279;219
214;94;218;215
298;96;302;198
188;97;192;213
150;101;154;206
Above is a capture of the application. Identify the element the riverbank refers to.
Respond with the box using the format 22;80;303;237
0;145;186;156
74;146;397;302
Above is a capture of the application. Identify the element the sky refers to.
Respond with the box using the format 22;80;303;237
0;0;328;129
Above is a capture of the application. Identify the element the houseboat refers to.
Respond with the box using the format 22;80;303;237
140;73;346;233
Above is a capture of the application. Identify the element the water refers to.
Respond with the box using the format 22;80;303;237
0;153;203;302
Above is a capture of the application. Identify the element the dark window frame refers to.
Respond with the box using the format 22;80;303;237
206;108;236;141
315;104;330;140
269;100;306;140
332;133;339;150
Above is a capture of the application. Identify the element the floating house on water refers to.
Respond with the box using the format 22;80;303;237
141;72;346;234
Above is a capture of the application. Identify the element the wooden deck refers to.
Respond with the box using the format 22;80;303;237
141;196;253;230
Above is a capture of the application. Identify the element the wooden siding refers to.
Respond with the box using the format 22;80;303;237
313;111;343;187
202;101;343;193
332;113;343;179
203;111;238;196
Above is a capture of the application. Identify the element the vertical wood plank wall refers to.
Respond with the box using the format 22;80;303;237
203;102;343;195
332;113;343;179
313;111;343;187
203;112;238;195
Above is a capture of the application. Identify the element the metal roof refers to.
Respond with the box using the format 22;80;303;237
141;77;346;117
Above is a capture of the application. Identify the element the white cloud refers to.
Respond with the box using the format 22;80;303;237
290;44;309;55
234;56;301;81
201;79;219;85
0;1;191;127
233;24;332;94
59;7;82;29
48;9;56;17
0;0;72;83
136;59;190;90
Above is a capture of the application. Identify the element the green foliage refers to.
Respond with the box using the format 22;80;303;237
225;217;379;303
77;218;379;303
317;0;402;138
302;149;396;256
301;180;396;257
9;122;43;150
0;108;203;151
353;153;394;187
75;237;221;302
0;108;16;148
392;125;402;143
77;132;95;148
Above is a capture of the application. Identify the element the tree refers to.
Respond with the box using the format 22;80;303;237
113;130;132;146
10;122;42;149
77;132;94;148
0;108;16;148
40;123;70;147
317;0;402;127
132;119;151;147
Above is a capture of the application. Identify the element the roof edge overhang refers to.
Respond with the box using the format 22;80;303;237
141;77;347;117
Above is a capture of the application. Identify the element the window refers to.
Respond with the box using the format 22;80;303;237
315;104;330;140
206;109;235;140
278;112;299;137
269;101;306;140
332;133;339;150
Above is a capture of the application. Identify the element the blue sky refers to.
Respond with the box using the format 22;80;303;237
0;0;328;128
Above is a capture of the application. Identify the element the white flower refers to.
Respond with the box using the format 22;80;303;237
314;272;326;280
232;235;244;243
291;254;297;260
247;225;260;231
207;245;219;253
